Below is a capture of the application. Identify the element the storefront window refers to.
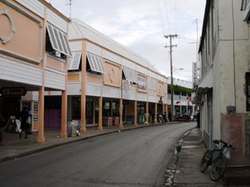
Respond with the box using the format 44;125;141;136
103;101;110;116
72;96;80;119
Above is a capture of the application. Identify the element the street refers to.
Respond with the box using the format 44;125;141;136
0;123;195;187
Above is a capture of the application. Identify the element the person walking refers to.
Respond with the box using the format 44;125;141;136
19;106;29;139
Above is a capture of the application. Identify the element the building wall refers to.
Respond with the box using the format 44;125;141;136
199;0;250;164
68;36;168;103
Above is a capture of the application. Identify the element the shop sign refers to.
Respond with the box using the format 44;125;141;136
137;76;147;90
0;87;26;96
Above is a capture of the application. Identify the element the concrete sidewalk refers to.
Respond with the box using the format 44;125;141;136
165;128;223;187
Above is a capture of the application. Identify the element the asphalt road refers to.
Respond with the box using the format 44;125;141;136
0;123;195;187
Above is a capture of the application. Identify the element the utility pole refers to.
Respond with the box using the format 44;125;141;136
165;34;177;121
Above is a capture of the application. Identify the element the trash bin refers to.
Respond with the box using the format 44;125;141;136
108;117;112;126
115;117;119;126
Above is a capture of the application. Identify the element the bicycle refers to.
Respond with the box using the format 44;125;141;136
200;139;234;181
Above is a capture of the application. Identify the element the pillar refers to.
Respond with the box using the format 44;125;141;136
119;98;123;129
98;97;103;130
134;100;137;127
81;40;87;132
60;90;67;138
37;87;45;143
154;102;157;125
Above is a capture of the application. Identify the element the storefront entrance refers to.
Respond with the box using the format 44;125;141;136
44;96;61;129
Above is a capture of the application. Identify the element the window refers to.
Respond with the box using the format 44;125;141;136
71;96;80;119
86;52;104;74
246;73;250;111
46;22;72;58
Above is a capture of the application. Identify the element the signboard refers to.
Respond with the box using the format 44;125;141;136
137;75;147;90
0;87;26;96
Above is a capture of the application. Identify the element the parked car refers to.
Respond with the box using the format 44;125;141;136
174;114;191;122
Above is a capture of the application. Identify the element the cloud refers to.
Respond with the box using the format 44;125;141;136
48;0;206;81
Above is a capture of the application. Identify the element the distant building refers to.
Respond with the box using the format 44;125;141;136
166;78;195;116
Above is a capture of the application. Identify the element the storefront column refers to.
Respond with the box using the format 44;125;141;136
37;87;45;143
119;98;123;129
154;102;157;125
134;100;137;127
145;102;149;125
98;97;103;130
81;40;87;132
60;90;67;138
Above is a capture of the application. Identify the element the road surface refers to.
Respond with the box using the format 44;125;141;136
0;123;195;187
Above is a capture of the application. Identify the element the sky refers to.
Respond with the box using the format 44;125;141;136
48;0;206;82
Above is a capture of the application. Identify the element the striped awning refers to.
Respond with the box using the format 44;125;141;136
68;51;81;70
122;66;138;84
46;22;72;57
86;52;104;74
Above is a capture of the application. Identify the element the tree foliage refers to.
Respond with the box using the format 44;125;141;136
168;84;193;94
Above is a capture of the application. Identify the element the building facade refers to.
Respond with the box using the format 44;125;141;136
167;78;195;117
198;0;250;166
67;19;168;131
0;0;71;142
0;0;169;143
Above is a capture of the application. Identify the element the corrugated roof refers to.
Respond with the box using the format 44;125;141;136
68;18;162;76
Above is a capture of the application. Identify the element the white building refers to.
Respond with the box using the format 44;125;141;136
198;0;250;166
166;78;195;116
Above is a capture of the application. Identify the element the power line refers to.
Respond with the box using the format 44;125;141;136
174;0;177;33
154;0;166;35
163;0;170;34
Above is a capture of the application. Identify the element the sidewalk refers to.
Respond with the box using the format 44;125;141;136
165;128;223;187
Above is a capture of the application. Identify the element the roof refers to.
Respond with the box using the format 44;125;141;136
68;18;163;77
198;0;211;52
39;0;70;22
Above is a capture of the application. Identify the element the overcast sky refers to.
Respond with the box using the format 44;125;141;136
48;0;206;82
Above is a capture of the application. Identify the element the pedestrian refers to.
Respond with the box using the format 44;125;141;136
26;107;32;134
0;112;6;145
19;106;29;139
197;111;200;128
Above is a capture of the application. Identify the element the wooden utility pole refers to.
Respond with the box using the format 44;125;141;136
165;34;177;120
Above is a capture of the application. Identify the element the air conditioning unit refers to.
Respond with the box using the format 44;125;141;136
55;51;61;58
